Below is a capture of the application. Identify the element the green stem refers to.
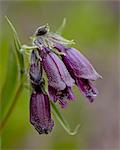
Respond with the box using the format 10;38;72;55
0;76;25;132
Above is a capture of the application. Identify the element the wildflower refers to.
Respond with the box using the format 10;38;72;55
30;90;54;134
29;50;54;134
34;37;75;107
6;18;102;136
55;45;102;102
42;48;75;108
33;24;101;104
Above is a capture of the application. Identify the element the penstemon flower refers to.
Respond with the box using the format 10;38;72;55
34;39;75;108
42;47;75;108
33;25;101;102
5;17;101;135
30;24;102;133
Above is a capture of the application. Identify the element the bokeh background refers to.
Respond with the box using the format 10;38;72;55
0;0;119;150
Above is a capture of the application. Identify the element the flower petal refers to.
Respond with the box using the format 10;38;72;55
48;85;75;108
56;45;101;80
29;49;42;86
41;49;74;90
75;78;98;102
66;87;76;100
48;86;58;103
30;91;54;134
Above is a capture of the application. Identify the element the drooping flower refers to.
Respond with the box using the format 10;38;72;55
33;24;102;103
30;90;54;134
34;38;75;108
29;49;54;134
5;17;102;136
55;44;102;102
42;48;75;108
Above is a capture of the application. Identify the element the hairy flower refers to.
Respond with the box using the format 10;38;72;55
29;50;54;134
55;45;102;102
42;48;75;108
34;38;75;107
30;90;54;134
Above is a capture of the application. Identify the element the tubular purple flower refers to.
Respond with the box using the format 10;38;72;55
40;47;75;108
30;90;54;134
29;49;54;134
55;45;102;102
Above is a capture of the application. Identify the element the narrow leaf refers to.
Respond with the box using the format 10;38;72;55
50;100;80;135
5;16;24;74
14;38;24;74
5;16;21;47
1;46;18;119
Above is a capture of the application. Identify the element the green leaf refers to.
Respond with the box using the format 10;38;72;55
50;100;80;135
5;16;21;47
14;37;25;75
56;18;66;35
1;46;18;119
5;16;24;75
0;17;26;132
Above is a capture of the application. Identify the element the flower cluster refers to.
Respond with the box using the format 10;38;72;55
29;25;101;134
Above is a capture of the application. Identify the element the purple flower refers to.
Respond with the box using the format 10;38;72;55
55;45;102;102
30;90;54;134
29;50;54;134
40;47;75;108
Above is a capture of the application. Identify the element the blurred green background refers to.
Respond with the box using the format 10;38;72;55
0;0;119;150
